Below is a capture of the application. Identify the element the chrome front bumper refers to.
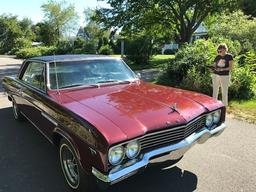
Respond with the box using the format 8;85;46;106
92;123;226;185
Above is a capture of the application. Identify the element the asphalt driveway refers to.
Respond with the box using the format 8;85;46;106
0;56;256;192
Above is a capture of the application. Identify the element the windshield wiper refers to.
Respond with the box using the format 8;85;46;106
96;80;118;83
96;80;133;84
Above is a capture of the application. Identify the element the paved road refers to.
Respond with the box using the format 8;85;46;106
0;56;256;192
0;56;23;96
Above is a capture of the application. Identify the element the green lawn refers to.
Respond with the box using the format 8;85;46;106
111;54;175;71
148;55;175;69
228;100;256;124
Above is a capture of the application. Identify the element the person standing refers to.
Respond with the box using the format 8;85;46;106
212;44;234;106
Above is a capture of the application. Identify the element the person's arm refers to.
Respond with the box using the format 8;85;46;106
211;56;218;71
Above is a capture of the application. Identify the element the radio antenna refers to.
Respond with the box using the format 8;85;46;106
54;54;60;95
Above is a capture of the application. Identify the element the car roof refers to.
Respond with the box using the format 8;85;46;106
29;54;118;62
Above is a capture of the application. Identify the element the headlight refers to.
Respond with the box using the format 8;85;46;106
126;141;141;159
213;110;221;123
206;114;213;127
108;146;124;165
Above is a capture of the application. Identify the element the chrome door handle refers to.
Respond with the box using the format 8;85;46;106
18;88;25;96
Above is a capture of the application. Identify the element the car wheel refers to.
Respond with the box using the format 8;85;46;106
59;139;96;192
12;100;25;121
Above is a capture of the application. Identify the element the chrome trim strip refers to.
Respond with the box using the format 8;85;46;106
92;123;226;184
40;57;121;63
46;62;51;90
41;112;58;126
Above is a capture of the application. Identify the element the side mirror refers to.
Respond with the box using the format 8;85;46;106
135;72;141;79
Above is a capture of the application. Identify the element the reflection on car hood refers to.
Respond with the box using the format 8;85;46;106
52;81;223;145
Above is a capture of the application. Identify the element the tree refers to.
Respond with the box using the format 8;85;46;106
41;0;78;44
94;0;237;45
124;31;157;64
207;11;256;53
0;14;32;53
83;8;112;52
239;0;256;17
19;18;35;40
33;22;58;45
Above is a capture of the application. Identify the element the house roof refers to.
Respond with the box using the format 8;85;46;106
194;23;207;35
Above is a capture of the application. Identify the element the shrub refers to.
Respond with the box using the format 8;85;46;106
244;51;256;73
14;38;32;48
40;46;57;55
16;47;42;58
126;54;151;65
158;39;216;89
56;39;97;54
83;41;97;54
124;33;156;64
72;48;84;54
229;66;256;100
180;66;212;95
10;38;32;54
98;45;113;55
56;40;73;54
16;46;57;59
73;37;86;49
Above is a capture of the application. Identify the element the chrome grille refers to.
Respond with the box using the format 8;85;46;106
139;116;206;151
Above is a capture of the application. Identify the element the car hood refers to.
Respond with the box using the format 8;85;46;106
51;81;223;145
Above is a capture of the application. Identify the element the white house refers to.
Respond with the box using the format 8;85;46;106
162;23;208;54
190;23;208;42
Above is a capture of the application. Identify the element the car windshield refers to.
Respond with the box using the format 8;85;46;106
49;59;137;89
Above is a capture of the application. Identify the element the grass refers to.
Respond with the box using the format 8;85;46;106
110;54;175;71
227;99;256;124
124;55;175;71
110;54;122;58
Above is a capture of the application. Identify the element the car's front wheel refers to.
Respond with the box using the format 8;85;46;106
59;139;96;192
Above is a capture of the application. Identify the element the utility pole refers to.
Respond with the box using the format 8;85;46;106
120;37;124;58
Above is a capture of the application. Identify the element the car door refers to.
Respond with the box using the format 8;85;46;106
18;61;52;135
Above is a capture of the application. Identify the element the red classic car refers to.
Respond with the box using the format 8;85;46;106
2;55;226;191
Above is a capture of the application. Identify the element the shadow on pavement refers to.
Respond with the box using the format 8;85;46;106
0;107;198;192
0;107;71;192
107;165;197;192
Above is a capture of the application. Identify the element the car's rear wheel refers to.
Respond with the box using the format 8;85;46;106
59;139;96;192
12;100;25;121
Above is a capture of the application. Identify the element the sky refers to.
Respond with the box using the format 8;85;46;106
0;0;109;26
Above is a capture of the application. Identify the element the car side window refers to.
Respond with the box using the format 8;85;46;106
21;62;45;91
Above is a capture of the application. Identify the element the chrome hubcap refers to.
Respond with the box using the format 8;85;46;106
60;144;79;188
